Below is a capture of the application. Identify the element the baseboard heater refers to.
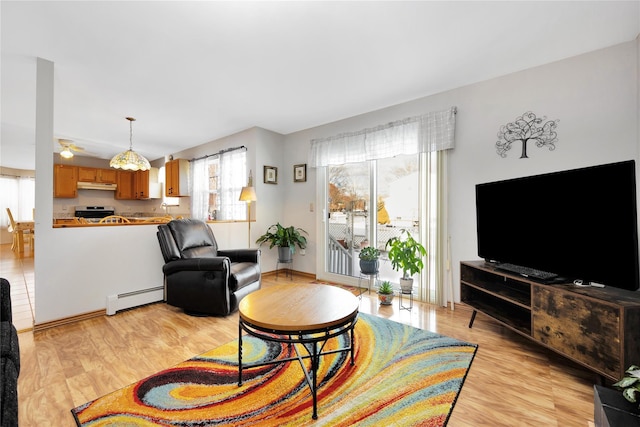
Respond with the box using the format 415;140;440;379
106;286;164;315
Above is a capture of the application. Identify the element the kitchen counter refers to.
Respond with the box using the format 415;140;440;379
53;217;173;227
53;221;159;228
52;218;245;227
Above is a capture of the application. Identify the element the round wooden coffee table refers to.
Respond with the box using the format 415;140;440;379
238;283;359;420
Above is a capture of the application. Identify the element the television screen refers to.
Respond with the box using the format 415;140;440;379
475;160;640;291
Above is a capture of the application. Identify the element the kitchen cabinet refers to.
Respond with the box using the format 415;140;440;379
54;164;78;198
135;169;150;199
116;168;160;200
115;171;135;200
78;167;117;184
165;159;189;197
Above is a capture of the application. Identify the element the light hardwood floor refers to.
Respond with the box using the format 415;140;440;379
1;243;598;426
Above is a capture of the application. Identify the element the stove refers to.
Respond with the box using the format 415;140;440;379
74;206;115;221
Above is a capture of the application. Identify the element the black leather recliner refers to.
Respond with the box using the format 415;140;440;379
156;219;261;316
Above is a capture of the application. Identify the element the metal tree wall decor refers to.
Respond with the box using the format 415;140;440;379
496;111;559;158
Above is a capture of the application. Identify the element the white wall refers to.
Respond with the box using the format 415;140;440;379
284;38;639;302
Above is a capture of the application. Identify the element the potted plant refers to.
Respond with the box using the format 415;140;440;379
255;223;308;262
359;246;380;274
385;229;427;293
377;280;394;305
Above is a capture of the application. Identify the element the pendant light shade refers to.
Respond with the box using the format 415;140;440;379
110;117;151;171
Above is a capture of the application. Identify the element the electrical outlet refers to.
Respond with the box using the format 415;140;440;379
300;249;306;256
309;203;314;212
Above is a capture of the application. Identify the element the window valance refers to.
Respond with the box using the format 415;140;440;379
309;106;456;167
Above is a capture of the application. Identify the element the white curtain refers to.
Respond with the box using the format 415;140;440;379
0;175;35;228
219;149;246;220
424;150;450;308
309;107;456;167
190;157;209;221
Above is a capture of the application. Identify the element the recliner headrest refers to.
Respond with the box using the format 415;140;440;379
167;219;218;258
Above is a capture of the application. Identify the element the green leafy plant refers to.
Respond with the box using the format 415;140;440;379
378;280;394;295
359;246;380;260
613;365;640;406
255;223;308;254
385;229;427;279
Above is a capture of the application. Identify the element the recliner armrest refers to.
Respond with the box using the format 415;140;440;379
218;249;260;264
162;257;231;276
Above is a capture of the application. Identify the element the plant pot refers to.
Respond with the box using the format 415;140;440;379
378;293;394;305
359;259;379;275
278;246;293;262
400;278;413;293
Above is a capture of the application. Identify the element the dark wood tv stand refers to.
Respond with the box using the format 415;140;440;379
461;260;640;382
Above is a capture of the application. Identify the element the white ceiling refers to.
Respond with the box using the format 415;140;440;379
2;1;639;171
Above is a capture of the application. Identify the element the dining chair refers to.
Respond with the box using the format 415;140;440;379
98;215;130;224
6;208;34;252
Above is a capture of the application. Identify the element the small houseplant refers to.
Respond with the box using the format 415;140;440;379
359;246;380;274
613;365;640;407
377;280;394;305
385;229;427;293
255;223;308;262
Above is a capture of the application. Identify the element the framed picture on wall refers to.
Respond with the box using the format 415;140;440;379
294;164;307;182
264;165;278;184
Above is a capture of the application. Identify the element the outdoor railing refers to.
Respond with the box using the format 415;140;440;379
328;235;353;276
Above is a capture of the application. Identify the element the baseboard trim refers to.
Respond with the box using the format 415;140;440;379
33;309;106;332
261;270;315;280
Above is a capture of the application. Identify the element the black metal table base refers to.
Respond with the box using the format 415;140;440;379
399;289;413;310
238;315;358;420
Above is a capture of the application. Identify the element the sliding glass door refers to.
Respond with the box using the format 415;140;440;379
325;155;420;285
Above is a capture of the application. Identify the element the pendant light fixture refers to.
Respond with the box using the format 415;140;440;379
59;145;74;159
110;117;151;171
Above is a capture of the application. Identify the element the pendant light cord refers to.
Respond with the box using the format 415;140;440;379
127;117;136;150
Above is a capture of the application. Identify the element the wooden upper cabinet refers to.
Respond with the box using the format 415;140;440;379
116;169;156;200
135;169;150;199
98;168;117;184
78;167;117;184
115;171;135;200
77;167;97;182
54;164;78;198
165;159;189;197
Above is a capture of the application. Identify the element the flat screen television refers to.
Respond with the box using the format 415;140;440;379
475;160;640;291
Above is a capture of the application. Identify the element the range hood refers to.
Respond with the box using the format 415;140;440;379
77;182;117;191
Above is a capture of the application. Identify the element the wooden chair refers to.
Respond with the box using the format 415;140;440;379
6;208;34;252
98;215;130;224
142;216;172;223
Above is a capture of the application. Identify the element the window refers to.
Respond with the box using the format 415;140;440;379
326;154;421;283
312;108;456;306
0;175;35;228
190;149;247;221
323;152;444;304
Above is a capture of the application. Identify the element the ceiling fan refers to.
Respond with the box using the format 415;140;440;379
57;139;84;159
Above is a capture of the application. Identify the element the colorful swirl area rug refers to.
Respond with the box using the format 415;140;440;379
71;313;477;426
